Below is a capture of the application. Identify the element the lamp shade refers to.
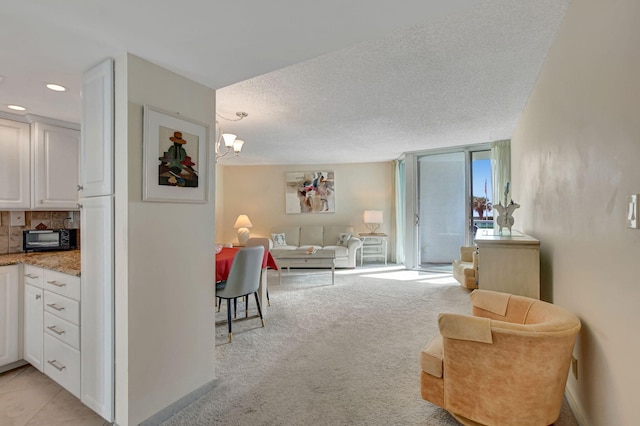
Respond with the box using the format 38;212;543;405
222;133;237;147
363;210;383;224
234;214;253;229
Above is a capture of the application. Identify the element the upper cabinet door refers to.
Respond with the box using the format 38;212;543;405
81;59;114;197
33;122;80;209
0;118;30;209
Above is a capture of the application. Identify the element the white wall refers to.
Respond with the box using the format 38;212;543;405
219;163;394;258
114;54;217;425
511;0;640;424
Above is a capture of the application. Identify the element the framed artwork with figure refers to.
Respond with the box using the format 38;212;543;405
285;171;335;213
143;105;209;203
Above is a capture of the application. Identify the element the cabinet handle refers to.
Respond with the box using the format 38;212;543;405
35;294;41;300
47;280;67;287
47;303;65;311
77;203;83;209
47;360;66;371
47;325;65;335
77;185;83;191
25;273;39;279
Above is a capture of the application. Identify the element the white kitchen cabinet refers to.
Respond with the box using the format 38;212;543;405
24;284;44;371
23;281;44;372
22;264;83;397
0;265;20;368
0;118;31;209
33;121;80;209
80;195;114;420
23;265;44;371
42;268;81;398
81;59;114;197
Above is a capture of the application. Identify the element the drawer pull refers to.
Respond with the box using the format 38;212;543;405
25;273;39;279
47;303;65;312
47;325;65;335
35;294;41;300
47;360;66;371
47;280;67;287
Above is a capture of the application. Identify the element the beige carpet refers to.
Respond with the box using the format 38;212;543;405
162;266;578;426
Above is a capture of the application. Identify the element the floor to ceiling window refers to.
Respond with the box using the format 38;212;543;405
470;150;493;244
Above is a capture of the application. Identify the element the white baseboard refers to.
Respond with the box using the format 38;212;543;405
565;387;587;426
139;378;219;426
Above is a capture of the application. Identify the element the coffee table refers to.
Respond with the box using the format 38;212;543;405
274;249;336;285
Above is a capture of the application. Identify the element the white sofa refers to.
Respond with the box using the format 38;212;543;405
269;225;362;268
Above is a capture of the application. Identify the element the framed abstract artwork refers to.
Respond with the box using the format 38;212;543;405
285;171;335;213
143;105;209;203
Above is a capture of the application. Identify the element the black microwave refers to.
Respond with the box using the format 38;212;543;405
23;229;78;252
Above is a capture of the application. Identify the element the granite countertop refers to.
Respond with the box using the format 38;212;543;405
0;250;81;276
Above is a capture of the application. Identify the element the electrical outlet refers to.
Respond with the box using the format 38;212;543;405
67;211;74;223
571;356;578;380
10;211;25;226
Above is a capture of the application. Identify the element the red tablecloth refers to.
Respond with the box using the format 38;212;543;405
215;247;278;282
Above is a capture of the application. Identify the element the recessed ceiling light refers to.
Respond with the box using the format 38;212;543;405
46;83;66;92
7;105;26;111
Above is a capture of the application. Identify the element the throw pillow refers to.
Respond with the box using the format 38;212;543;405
271;233;287;246
337;232;351;247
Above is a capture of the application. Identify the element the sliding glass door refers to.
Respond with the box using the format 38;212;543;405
415;148;492;269
417;152;467;268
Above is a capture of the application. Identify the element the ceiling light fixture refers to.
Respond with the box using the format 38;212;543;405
46;83;66;92
7;104;26;111
215;111;248;161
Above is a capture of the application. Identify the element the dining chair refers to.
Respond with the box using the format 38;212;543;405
216;245;265;343
245;237;273;306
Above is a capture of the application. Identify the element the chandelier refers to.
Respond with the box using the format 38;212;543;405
215;111;248;161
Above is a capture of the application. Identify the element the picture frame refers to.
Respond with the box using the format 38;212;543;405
285;171;335;214
143;105;209;203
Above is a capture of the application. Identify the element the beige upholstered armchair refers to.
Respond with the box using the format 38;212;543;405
452;246;478;289
421;289;581;426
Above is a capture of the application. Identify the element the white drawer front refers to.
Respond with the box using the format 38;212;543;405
281;258;334;267
43;269;80;300
44;311;80;350
44;334;80;398
24;265;44;288
44;291;80;325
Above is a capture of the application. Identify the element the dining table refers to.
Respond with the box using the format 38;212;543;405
215;247;278;311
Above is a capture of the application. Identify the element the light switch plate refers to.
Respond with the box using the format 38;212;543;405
10;211;26;227
627;194;638;229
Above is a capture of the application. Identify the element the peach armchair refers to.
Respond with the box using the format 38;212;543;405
420;289;581;426
452;246;478;289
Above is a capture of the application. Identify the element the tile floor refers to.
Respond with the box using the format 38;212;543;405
0;365;109;426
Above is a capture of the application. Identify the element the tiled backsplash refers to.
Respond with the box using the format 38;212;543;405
0;211;81;254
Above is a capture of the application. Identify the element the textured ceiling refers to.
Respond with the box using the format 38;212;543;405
0;1;569;166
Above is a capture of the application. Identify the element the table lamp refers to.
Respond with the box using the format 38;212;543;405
363;210;383;234
234;214;253;245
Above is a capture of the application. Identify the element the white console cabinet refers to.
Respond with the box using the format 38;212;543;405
475;229;540;299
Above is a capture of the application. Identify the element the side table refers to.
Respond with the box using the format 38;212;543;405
358;233;388;266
